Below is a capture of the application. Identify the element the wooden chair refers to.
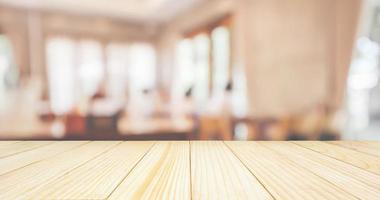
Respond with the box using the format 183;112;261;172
199;115;232;140
64;113;87;138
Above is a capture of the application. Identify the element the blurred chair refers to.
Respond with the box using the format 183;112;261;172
198;82;234;140
86;98;123;139
264;118;291;140
288;104;331;140
64;113;86;138
118;116;194;140
199;115;232;140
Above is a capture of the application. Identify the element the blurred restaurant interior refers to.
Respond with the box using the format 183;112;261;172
0;0;379;141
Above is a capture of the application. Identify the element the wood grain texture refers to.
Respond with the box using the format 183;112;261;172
262;142;380;199
0;141;379;200
226;141;357;200
191;141;272;200
266;142;380;191
108;141;191;200
23;141;154;199
0;141;20;147
0;141;87;175
295;141;380;176
329;141;380;158
0;141;52;158
0;141;119;199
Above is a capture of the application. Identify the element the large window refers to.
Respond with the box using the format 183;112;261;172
46;37;76;115
129;43;156;99
173;39;194;101
346;5;380;140
173;17;232;105
77;40;105;98
212;26;230;97
46;37;156;115
193;33;210;103
0;34;14;92
106;43;129;99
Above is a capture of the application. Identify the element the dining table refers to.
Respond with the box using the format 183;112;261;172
0;141;379;199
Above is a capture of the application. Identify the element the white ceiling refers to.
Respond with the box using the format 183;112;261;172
0;0;202;23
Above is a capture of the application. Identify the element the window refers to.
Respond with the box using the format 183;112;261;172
345;6;380;139
46;37;156;114
193;34;210;103
173;39;194;101
46;37;76;115
77;40;104;98
106;43;129;99
212;26;230;97
0;34;13;92
173;16;232;104
129;43;156;99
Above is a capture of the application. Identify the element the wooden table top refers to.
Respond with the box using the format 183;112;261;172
0;141;379;199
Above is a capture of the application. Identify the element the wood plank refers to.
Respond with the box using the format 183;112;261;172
359;141;380;147
0;141;378;199
0;141;52;158
22;141;154;199
295;141;380;176
0;141;87;175
191;141;272;200
108;141;191;200
226;141;357;200
268;142;380;191
0;141;119;199
262;142;380;199
0;141;20;147
329;141;380;158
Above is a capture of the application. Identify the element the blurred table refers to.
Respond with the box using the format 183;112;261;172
0;119;53;139
0;141;379;199
118;116;195;140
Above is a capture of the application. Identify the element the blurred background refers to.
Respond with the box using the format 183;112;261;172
0;0;378;141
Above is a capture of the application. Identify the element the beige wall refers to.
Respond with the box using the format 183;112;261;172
245;0;361;117
245;0;332;117
158;0;362;118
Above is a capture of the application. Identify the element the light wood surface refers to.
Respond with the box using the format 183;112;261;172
0;141;379;199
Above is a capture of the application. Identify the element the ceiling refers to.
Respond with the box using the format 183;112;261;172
0;0;202;23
